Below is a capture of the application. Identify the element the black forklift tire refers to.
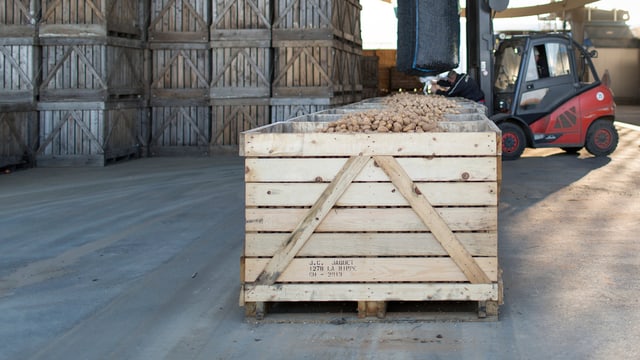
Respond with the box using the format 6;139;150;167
585;119;618;157
499;122;526;161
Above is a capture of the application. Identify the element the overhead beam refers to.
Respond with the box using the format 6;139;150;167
457;0;599;18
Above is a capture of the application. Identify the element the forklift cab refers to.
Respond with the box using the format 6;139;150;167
493;34;600;118
491;34;616;160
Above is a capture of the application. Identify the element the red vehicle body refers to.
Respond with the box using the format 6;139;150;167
490;34;618;160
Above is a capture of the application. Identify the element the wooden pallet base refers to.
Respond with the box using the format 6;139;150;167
244;300;500;323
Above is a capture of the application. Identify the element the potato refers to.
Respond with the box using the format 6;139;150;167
319;93;461;133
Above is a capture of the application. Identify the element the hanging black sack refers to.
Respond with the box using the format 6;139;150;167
396;0;460;75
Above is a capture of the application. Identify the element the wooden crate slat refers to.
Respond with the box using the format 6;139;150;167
246;182;498;207
245;207;497;232
245;232;498;257
241;131;499;157
244;283;500;302
245;157;498;182
245;257;498;283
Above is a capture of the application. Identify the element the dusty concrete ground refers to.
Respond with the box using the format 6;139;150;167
0;107;638;360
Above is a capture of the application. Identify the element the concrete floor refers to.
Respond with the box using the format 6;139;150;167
1;108;639;360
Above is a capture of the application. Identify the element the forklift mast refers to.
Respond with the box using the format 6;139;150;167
466;0;509;115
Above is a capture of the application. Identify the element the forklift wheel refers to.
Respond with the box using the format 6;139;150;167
499;122;526;161
585;120;619;157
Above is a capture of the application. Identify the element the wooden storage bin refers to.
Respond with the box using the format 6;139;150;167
0;37;38;104
272;0;361;45
210;0;271;32
271;39;363;98
149;103;210;156
0;106;38;168
209;34;272;99
36;100;144;166
150;42;210;104
148;0;209;43
39;37;146;101
239;111;502;319
40;0;146;38
210;97;270;152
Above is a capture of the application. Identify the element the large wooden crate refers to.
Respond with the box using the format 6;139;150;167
39;0;146;38
272;0;361;45
0;38;38;104
36;100;145;166
210;97;270;153
271;39;363;98
149;0;210;43
209;35;271;99
149;103;210;156
149;42;210;104
39;37;146;101
210;0;271;33
0;106;38;168
239;112;502;319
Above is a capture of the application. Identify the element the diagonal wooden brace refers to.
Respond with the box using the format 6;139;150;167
374;156;491;284
252;155;371;285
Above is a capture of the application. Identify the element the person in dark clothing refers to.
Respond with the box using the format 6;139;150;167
435;70;485;103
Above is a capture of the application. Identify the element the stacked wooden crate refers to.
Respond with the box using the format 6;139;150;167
239;103;502;320
209;0;272;152
0;0;39;167
36;0;147;166
148;0;211;156
270;0;363;122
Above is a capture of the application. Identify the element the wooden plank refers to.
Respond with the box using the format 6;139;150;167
246;182;498;207
245;207;497;232
245;257;498;283
244;232;497;257
252;155;371;285
375;155;491;284
241;131;499;157
244;157;498;182
244;283;500;302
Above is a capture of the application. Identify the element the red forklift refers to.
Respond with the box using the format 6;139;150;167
491;33;618;160
398;0;619;160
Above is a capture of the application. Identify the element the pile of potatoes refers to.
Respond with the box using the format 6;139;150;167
321;93;460;133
